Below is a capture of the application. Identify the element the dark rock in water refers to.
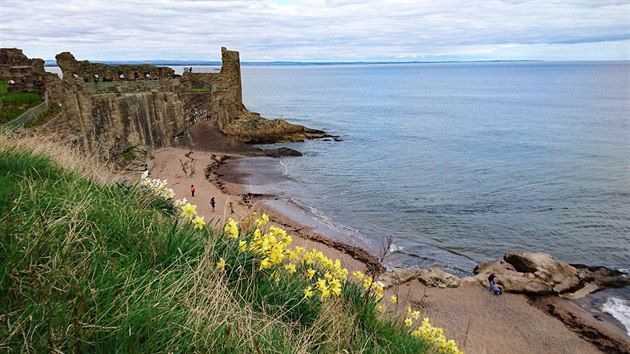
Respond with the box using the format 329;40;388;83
318;134;343;142
264;147;303;157
571;264;630;288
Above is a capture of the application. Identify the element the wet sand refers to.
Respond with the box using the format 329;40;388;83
151;146;628;354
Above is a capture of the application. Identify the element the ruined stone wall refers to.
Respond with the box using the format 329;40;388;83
49;82;190;159
180;47;244;130
56;52;175;82
0;48;47;93
29;46;320;160
0;48;46;80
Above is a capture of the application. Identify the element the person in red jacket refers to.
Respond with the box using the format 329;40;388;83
190;184;196;197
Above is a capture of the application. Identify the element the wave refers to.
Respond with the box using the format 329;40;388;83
602;297;630;337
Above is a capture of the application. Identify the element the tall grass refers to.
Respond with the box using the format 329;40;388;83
0;132;432;353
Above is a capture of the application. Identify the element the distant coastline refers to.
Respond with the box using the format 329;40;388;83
44;59;545;67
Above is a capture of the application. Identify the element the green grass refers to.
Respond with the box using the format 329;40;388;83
185;87;211;93
0;135;431;353
0;80;8;93
0;87;44;125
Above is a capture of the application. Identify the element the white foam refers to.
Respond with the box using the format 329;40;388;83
388;242;404;253
602;296;630;337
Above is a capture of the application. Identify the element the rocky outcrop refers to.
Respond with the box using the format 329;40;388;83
531;296;630;354
379;267;461;289
473;252;629;296
379;252;628;298
221;111;327;144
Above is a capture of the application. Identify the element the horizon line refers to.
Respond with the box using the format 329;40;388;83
43;59;630;67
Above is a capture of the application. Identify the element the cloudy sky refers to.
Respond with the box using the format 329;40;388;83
1;0;628;62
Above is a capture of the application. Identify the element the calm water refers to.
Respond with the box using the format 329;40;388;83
237;62;630;275
239;62;630;332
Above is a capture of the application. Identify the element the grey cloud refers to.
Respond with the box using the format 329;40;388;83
0;0;628;61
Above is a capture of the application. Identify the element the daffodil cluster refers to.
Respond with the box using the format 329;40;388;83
410;317;463;354
140;171;205;230
223;214;361;302
140;170;175;199
178;202;205;229
348;270;385;302
394;305;463;354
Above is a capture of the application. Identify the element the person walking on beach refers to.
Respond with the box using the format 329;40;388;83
228;202;234;214
488;273;496;292
210;197;215;212
190;184;196;197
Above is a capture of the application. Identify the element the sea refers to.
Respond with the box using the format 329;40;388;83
46;61;630;334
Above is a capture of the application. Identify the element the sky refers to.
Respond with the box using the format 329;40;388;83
1;0;629;62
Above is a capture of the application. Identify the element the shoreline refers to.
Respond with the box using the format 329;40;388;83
151;146;629;353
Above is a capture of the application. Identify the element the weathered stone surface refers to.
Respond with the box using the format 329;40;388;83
379;267;460;289
56;51;174;82
0;48;47;92
15;46;324;164
222;112;326;144
379;268;418;288
43;77;190;160
473;252;628;296
416;268;461;288
571;264;630;288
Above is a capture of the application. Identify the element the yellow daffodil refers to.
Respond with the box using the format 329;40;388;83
306;269;316;279
330;278;342;296
377;304;383;312
285;249;297;260
316;278;327;292
180;203;197;219
407;306;413;315
259;258;272;270
216;258;226;271
391;295;398;304
284;263;296;273
304;286;314;298
352;271;364;280
192;216;206;229
238;240;248;252
404;318;413;327
256;213;269;227
412;310;421;320
224;218;239;239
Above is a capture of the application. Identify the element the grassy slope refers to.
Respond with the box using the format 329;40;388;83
0;134;430;353
0;80;45;125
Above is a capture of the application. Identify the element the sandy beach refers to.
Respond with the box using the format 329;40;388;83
151;146;629;354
